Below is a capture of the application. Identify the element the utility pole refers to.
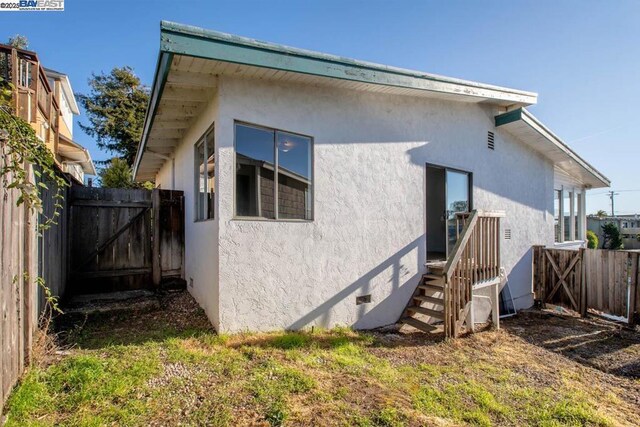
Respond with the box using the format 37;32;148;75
608;191;619;216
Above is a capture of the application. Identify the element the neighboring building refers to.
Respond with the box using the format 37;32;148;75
587;215;640;249
0;44;95;184
133;22;609;333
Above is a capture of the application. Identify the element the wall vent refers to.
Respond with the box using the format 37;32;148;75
504;229;512;240
356;294;372;305
487;131;495;150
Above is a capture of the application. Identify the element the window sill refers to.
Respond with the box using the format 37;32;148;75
194;218;216;223
231;217;314;223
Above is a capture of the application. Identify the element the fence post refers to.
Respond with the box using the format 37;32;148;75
629;253;638;325
151;189;161;287
532;245;545;307
580;248;587;317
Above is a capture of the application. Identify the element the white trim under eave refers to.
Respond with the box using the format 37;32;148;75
520;109;610;188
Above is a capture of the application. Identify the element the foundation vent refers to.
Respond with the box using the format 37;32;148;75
488;131;495;150
356;295;372;305
504;228;512;240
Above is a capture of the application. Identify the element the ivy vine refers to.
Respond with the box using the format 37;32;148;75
1;79;67;314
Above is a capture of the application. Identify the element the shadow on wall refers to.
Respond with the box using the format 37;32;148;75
286;103;552;329
288;236;425;330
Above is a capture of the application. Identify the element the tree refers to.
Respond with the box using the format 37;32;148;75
7;34;28;49
586;230;598;249
99;158;134;188
595;210;608;219
78;67;149;166
601;222;623;250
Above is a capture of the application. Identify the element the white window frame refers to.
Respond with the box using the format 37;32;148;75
554;185;586;245
194;124;215;222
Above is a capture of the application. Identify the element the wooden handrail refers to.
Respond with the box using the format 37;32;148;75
444;210;478;281
442;209;504;337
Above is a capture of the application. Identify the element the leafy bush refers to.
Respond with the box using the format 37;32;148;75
586;230;599;249
601;223;623;250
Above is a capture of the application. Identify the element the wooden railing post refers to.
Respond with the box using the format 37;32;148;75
443;210;505;337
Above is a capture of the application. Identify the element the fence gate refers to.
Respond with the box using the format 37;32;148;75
533;247;585;314
533;246;640;324
68;187;184;295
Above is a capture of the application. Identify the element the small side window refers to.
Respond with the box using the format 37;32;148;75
194;125;215;221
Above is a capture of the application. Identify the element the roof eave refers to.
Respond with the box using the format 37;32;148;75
44;68;81;114
133;50;173;181
158;20;537;107
495;108;610;188
134;21;539;181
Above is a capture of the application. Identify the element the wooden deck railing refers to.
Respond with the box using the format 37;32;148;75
0;44;60;154
442;210;504;338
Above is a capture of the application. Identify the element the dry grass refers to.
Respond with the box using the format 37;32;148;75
2;292;639;426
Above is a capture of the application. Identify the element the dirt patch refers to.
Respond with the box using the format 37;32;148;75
506;309;640;379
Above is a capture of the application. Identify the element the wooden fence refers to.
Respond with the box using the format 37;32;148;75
1;183;185;406
67;187;184;294
37;172;69;312
533;246;640;324
1;163;38;406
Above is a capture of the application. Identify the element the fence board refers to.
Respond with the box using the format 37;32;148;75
67;188;184;294
534;247;639;323
37;172;69;314
1;161;39;407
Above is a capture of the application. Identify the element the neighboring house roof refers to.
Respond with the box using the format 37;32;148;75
44;67;81;114
588;215;639;220
495;108;610;188
133;21;607;189
58;134;97;175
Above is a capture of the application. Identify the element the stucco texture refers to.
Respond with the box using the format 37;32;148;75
205;76;555;333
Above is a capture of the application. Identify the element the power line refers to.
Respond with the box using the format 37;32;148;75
588;189;640;196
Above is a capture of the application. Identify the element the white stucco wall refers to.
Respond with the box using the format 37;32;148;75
156;94;220;330
207;75;556;333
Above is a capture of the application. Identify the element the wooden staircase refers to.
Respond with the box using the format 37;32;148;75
400;264;446;333
400;210;505;338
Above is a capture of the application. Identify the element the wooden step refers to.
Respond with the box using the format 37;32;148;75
423;273;444;281
407;306;444;319
419;283;444;293
401;316;438;333
413;295;444;305
427;264;445;274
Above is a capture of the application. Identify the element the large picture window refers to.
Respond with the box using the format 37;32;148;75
194;125;215;221
235;122;313;220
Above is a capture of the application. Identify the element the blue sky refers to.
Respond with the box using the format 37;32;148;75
1;0;638;214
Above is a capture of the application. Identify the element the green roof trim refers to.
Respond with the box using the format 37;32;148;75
494;109;523;127
158;21;536;103
133;51;172;177
134;21;538;179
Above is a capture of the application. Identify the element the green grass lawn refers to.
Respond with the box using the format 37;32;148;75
3;293;639;426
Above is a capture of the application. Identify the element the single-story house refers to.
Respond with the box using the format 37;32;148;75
133;21;609;334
